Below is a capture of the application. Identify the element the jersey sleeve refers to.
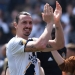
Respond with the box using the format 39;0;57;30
11;38;27;54
59;56;75;73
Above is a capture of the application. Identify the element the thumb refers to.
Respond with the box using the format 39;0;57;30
42;13;44;16
42;13;44;19
56;1;58;8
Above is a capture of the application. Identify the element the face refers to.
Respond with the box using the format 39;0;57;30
15;15;33;37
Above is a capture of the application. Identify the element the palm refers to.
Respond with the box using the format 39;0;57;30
54;1;62;22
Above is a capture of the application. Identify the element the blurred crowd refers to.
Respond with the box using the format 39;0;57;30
0;0;75;75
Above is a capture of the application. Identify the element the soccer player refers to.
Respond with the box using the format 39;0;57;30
6;1;64;75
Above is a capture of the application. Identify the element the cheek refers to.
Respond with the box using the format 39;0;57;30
18;24;23;29
30;25;33;29
30;26;33;31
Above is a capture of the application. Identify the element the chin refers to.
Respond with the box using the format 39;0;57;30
24;34;30;36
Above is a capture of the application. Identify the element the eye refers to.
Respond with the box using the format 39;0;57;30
22;21;27;24
29;21;32;24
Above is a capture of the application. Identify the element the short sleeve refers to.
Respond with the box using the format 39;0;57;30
10;37;27;54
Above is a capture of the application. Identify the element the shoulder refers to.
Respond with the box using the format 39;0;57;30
7;37;26;47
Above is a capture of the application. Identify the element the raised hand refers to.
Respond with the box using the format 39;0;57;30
42;3;54;23
54;1;62;23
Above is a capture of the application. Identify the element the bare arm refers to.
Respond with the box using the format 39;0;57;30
43;1;65;51
23;2;64;52
24;3;54;52
27;1;65;52
51;51;75;74
53;1;64;49
51;50;64;65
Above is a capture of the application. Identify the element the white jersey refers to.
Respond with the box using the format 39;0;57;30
6;37;40;75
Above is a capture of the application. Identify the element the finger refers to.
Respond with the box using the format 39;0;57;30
46;3;50;14
42;13;44;17
44;4;46;14
50;6;53;13
44;3;48;14
56;1;62;10
49;6;53;15
42;13;44;19
45;3;47;14
45;3;49;14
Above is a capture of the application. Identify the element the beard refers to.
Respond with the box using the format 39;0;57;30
24;32;31;36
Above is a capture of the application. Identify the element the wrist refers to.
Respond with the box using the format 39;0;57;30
47;22;53;25
55;20;60;24
55;21;61;25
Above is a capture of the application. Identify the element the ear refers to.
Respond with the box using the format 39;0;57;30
13;22;17;29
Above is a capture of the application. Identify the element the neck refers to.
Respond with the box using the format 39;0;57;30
16;35;28;40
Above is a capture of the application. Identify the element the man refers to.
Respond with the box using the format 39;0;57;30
6;1;64;75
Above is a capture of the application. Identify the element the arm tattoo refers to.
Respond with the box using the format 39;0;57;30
46;44;52;48
26;45;39;52
27;45;36;49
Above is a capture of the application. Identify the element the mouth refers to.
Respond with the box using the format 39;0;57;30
24;29;30;31
23;29;31;36
23;28;32;34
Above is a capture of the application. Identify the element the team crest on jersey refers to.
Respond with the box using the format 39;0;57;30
19;40;26;45
29;54;37;64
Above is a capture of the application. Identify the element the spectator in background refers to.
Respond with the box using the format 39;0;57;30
51;41;75;75
68;15;75;44
61;3;73;25
51;51;75;75
7;10;19;26
8;0;25;13
5;10;18;42
0;44;6;75
0;9;9;35
1;58;9;75
0;27;8;45
0;9;11;45
0;0;10;11
32;3;41;15
61;3;74;45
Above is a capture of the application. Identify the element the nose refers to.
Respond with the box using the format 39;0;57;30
26;23;32;28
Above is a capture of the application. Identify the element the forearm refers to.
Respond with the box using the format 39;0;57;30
51;50;64;65
25;23;54;52
55;21;65;49
36;22;53;48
